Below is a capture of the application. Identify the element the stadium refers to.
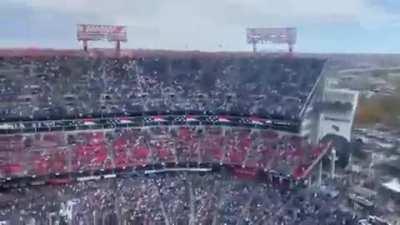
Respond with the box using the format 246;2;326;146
0;26;360;224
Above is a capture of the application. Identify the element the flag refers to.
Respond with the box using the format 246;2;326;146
119;118;132;124
186;115;198;122
249;117;264;125
152;116;167;122
83;119;96;126
218;116;231;123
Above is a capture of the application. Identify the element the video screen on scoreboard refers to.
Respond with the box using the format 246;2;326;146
77;24;127;42
247;28;296;44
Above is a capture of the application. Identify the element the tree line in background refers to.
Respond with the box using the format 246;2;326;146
356;78;400;127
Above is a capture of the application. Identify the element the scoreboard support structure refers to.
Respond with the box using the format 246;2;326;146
252;42;257;54
246;27;297;54
77;24;128;55
83;40;88;52
116;41;121;53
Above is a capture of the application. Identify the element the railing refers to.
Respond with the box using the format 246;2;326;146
0;113;301;134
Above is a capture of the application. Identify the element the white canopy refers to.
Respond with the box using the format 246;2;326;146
382;178;400;193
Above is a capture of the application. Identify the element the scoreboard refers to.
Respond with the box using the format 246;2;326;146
77;24;127;42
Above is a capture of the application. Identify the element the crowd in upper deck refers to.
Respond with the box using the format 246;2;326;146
0;55;324;122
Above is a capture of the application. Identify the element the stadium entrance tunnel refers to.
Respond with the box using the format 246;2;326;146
321;134;350;169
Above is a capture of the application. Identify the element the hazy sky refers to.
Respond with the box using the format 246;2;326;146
1;0;400;53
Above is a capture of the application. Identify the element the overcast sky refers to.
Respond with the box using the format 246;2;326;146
1;0;400;53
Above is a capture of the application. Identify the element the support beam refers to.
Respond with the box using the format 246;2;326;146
252;42;257;54
93;210;97;225
317;161;322;187
347;152;353;171
116;41;121;56
83;40;88;52
330;148;336;179
308;175;312;187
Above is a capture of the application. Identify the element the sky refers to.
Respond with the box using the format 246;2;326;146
1;0;400;53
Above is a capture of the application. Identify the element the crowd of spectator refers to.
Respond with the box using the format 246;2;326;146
0;55;325;122
0;173;357;225
0;126;326;181
0;53;342;225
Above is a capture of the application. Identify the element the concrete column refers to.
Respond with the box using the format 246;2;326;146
330;148;336;179
93;210;97;225
317;161;323;187
252;42;257;54
83;40;88;52
307;175;312;187
347;152;353;171
116;41;121;53
368;153;375;178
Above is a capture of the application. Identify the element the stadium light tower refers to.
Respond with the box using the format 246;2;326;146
77;24;128;55
246;27;297;54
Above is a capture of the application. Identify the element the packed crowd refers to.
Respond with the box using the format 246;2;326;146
0;173;357;225
0;52;356;225
0;55;325;121
0;126;326;180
